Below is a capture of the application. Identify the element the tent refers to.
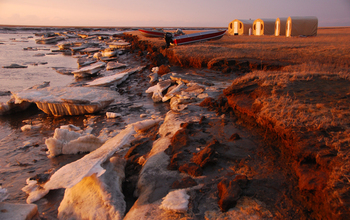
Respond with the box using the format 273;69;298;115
228;19;254;35
286;16;318;37
275;17;288;36
252;18;275;36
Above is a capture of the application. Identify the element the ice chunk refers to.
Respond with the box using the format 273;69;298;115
21;124;41;131
106;112;122;118
45;128;105;158
86;66;144;87
58;156;126;220
0;98;31;115
160;189;190;213
23;118;161;203
12;86;116;116
145;80;172;102
101;49;118;57
108;41;130;49
149;72;158;83
151;67;159;73
60;124;81;131
106;61;127;70
72;62;106;78
0;186;9;202
162;82;186;102
22;179;49;204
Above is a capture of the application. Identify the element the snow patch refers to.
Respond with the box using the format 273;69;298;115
160;189;190;213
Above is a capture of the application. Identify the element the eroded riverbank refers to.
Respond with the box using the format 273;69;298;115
122;28;350;219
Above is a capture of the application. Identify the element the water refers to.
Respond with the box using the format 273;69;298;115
0;32;77;103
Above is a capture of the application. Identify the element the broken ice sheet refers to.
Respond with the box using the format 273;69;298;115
22;118;161;204
12;86;117;116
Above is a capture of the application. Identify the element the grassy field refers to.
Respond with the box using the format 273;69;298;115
131;27;350;73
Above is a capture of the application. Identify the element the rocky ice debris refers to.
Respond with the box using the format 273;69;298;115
145;79;172;102
12;86;117;116
22;119;161;207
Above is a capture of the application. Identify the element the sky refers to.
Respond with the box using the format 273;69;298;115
0;0;349;28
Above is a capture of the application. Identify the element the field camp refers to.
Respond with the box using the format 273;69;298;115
228;16;318;37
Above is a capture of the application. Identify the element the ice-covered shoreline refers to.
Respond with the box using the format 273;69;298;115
1;26;332;220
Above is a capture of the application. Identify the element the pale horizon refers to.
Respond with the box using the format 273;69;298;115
1;0;349;28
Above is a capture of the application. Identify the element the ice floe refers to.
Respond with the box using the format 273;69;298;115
13;86;117;116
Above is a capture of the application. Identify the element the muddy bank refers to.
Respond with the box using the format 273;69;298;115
122;30;350;219
222;73;350;219
122;32;290;73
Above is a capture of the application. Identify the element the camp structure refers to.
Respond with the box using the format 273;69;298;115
286;16;318;37
252;18;275;36
228;19;254;35
275;17;288;36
